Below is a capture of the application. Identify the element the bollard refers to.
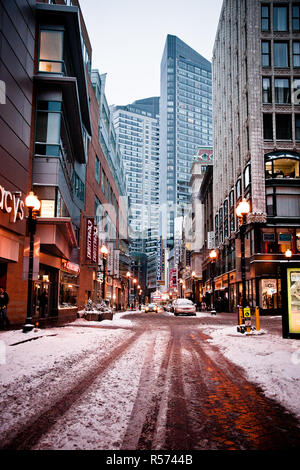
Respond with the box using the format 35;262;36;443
238;307;243;325
255;306;260;331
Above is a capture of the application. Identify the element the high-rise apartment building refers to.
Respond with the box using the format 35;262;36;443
212;0;300;315
113;98;160;292
160;35;213;248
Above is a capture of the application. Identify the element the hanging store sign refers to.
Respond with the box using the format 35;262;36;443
0;185;25;223
86;218;98;263
86;218;93;261
287;268;300;334
62;260;80;274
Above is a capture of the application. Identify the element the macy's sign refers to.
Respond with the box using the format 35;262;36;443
0;185;25;223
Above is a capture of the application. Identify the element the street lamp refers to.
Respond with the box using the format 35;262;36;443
285;249;292;260
100;244;109;301
133;278;137;308
209;249;218;311
23;191;40;333
236;199;250;309
179;279;183;298
191;270;196;304
126;271;131;309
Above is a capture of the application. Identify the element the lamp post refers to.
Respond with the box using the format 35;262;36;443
236;199;251;309
126;271;131;309
179;279;183;298
209;249;218;311
100;244;109;301
23;191;40;333
133;278;137;309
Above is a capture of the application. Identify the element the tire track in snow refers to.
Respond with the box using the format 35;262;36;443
121;329;173;450
1;330;143;450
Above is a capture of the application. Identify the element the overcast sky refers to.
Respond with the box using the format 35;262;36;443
80;0;223;106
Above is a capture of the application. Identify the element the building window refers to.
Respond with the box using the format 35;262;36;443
236;178;241;200
273;5;288;31
276;114;292;140
35;101;62;156
274;42;289;68
293;78;300;104
295;114;300;140
72;172;85;202
292;4;300;31
265;154;300;179
262;77;272;103
261;4;270;31
274;78;290;103
229;189;234;208
293;41;300;67
263;114;273;140
38;29;64;74
95;156;100;184
262;41;271;67
244;165;251;188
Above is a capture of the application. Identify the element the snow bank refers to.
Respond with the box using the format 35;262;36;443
202;324;300;419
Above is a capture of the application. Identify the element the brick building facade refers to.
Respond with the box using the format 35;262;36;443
212;0;300;314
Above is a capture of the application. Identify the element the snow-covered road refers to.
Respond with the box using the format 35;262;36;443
0;311;300;450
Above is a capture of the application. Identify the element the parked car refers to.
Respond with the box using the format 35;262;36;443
173;299;196;316
145;303;158;312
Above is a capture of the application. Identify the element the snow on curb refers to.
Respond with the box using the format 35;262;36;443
201;324;300;420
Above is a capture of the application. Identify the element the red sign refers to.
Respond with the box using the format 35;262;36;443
86;218;93;261
92;224;98;264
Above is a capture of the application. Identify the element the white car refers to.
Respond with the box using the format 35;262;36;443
173;299;196;316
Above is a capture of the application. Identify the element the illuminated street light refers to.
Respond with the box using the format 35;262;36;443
209;249;218;312
126;272;131;309
191;271;196;304
285;249;292;259
100;244;109;300
236;199;250;309
23;191;40;333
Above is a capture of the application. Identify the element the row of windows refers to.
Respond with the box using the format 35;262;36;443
95;156;118;211
263;113;300;140
262;76;300;103
261;3;300;32
262;40;300;68
177;61;211;79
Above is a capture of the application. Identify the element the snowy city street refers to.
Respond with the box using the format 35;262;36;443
1;310;300;451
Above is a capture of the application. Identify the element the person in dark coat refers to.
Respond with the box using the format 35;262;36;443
0;287;10;329
39;290;48;318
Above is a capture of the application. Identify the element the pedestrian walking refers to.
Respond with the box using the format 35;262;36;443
39;290;48;318
0;286;10;329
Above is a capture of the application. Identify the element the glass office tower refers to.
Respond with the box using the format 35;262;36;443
160;35;212;248
113;98;160;291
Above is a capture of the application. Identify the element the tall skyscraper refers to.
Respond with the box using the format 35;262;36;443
113;98;160;291
160;35;213;248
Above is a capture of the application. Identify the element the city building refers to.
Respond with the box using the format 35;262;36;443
180;147;213;303
113;97;160;294
159;34;213;249
0;0;130;325
78;69;128;311
212;0;300;314
0;0;35;324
